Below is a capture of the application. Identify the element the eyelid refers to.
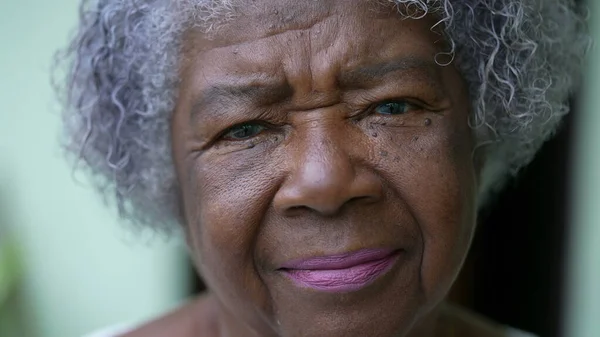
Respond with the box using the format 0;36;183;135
369;98;423;113
373;97;448;114
386;98;423;107
224;124;265;140
217;120;274;142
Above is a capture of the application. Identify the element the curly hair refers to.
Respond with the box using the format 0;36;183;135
54;0;590;233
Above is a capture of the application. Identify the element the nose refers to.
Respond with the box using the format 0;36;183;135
273;127;382;216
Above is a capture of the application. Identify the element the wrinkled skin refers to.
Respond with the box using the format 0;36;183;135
166;0;479;336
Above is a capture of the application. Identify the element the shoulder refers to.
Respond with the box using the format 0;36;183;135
442;303;538;337
87;299;538;337
84;295;218;337
505;327;538;337
83;324;136;337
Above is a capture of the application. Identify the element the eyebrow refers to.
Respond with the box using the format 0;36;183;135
338;57;442;89
190;81;293;122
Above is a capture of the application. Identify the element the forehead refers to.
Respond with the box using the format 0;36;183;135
177;0;449;109
184;0;439;53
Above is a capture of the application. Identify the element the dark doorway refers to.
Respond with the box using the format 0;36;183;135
468;102;577;337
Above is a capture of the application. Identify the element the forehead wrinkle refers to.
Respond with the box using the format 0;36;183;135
234;0;333;33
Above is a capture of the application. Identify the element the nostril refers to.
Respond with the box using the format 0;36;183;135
283;196;377;217
351;195;377;204
288;205;310;214
283;203;343;217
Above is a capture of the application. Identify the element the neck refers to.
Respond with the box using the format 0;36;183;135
406;303;454;337
209;294;452;337
211;294;276;337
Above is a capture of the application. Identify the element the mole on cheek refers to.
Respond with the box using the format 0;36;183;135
424;118;432;126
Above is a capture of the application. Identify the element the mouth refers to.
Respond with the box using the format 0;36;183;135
278;248;401;293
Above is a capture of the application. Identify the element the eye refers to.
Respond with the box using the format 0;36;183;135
222;123;266;141
374;101;419;115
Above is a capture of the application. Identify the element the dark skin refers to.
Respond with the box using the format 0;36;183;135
123;0;509;336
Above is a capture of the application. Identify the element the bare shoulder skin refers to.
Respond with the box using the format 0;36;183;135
441;303;512;337
123;296;512;337
121;295;219;337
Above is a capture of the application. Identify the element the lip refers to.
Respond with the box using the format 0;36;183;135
279;248;400;293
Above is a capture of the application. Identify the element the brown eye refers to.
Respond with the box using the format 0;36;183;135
374;101;418;115
223;123;266;141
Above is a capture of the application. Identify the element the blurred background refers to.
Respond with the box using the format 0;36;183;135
0;0;598;337
0;2;190;337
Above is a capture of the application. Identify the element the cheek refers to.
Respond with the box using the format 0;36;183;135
185;150;275;243
181;149;280;311
375;116;477;302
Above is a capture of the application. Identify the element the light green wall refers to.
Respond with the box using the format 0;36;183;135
564;2;600;336
0;1;189;337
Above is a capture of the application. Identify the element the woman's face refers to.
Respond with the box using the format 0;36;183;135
171;0;478;336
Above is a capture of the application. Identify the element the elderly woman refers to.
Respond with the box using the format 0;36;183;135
57;0;589;336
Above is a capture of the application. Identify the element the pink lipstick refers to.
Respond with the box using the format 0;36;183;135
279;248;399;293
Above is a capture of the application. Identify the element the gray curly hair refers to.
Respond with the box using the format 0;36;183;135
55;0;589;233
